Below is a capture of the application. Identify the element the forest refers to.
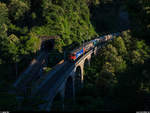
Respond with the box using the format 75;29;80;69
0;0;150;111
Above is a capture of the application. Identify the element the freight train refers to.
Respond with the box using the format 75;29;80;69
68;32;120;61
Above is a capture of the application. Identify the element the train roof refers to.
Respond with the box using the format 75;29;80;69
69;32;121;54
70;46;83;54
70;40;94;54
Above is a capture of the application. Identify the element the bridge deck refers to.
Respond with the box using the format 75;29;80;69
33;49;94;110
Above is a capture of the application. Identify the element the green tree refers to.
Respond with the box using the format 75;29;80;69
126;0;150;42
130;50;144;64
31;0;97;52
19;32;41;55
113;36;127;56
0;2;9;26
8;0;30;24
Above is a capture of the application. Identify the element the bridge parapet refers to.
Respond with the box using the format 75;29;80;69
13;52;48;94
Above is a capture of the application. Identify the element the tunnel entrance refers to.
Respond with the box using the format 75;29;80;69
41;39;54;51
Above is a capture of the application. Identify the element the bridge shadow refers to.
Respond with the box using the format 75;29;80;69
83;58;90;84
64;76;74;110
0;37;65;110
0;37;60;87
51;93;63;111
16;39;55;77
0;52;38;84
47;49;63;67
51;76;74;111
65;76;73;98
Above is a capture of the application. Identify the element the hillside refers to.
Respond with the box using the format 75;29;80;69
0;0;150;111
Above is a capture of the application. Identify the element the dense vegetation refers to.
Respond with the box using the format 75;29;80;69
51;0;150;112
64;31;150;111
0;0;150;111
0;0;97;82
126;0;150;42
0;0;97;110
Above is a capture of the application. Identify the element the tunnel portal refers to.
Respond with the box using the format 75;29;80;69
41;39;54;51
39;36;58;51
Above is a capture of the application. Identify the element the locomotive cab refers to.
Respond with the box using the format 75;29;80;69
69;53;76;62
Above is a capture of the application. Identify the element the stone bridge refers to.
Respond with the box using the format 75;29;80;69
14;32;121;111
13;31;121;111
31;45;101;111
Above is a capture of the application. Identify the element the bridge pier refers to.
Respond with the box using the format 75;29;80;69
80;65;84;88
74;66;84;92
94;46;98;55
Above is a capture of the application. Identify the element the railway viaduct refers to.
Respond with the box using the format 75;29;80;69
14;34;115;111
30;46;100;111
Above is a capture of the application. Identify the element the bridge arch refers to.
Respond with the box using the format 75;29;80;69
84;58;90;69
75;66;83;94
